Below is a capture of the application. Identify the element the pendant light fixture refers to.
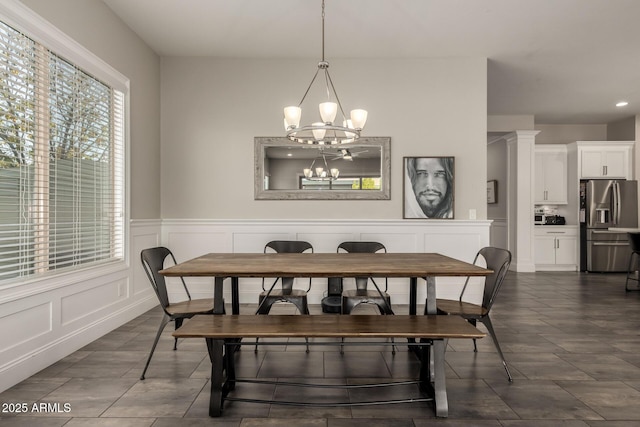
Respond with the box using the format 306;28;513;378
303;151;339;181
284;0;367;145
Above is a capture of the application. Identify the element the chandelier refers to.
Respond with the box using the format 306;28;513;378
283;0;367;145
303;151;339;181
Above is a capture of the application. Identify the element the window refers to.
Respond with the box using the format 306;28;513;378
300;176;382;190
0;19;125;284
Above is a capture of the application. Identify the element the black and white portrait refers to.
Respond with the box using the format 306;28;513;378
403;157;454;219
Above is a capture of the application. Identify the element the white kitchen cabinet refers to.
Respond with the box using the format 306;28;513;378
576;142;634;179
534;226;578;271
535;146;567;204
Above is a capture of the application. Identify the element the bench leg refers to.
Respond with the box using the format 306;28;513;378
419;339;448;418
432;339;448;417
206;338;224;417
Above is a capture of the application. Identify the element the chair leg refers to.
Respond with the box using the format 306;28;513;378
626;252;638;292
468;319;478;352
141;314;171;380
481;315;513;382
291;299;310;353
174;318;184;350
255;298;273;353
376;303;397;355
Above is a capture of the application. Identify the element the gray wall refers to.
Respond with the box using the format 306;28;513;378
161;57;488;219
487;140;508;219
21;0;161;220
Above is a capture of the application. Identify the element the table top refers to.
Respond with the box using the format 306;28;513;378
172;314;486;339
160;252;491;278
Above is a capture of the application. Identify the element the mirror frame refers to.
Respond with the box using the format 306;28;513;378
254;136;391;200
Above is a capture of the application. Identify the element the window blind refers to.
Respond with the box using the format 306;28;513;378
0;20;124;283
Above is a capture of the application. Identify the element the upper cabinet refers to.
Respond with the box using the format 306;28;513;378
535;145;567;204
575;141;634;179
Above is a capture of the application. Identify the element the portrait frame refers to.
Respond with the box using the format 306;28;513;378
403;156;455;219
487;180;497;204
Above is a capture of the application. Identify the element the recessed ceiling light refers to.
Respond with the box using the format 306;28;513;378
287;153;292;157
616;101;629;107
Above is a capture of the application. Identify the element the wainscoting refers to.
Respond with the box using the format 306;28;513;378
0;220;161;392
0;218;490;393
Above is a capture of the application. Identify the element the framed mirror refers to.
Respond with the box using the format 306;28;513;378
255;137;390;200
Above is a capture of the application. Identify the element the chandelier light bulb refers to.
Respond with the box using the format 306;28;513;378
319;102;338;124
303;168;313;178
315;167;324;177
311;122;326;140
284;106;302;129
330;168;339;178
350;109;368;130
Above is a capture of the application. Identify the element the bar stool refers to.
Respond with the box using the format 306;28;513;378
625;232;640;291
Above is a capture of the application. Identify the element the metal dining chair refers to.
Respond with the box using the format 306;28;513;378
435;247;513;381
139;247;217;380
256;240;313;352
625;232;640;291
337;241;395;354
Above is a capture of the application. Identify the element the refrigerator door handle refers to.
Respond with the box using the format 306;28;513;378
593;242;629;246
615;181;622;225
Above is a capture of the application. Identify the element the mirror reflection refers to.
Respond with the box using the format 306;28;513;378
254;137;390;200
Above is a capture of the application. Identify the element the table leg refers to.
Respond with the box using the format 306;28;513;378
206;338;224;417
425;276;437;315
409;277;417;315
231;277;239;315
214;276;225;314
408;277;418;350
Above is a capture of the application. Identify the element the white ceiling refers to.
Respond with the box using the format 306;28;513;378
102;0;640;125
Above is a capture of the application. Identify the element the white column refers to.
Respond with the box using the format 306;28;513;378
505;130;540;272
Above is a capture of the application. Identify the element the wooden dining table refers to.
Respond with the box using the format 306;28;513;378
160;251;491;417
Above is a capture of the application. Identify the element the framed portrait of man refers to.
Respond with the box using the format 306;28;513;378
403;156;455;219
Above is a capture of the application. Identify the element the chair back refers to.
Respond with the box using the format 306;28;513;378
629;232;640;253
141;247;190;313
337;241;387;291
476;247;512;312
265;240;313;254
264;240;313;293
337;241;386;254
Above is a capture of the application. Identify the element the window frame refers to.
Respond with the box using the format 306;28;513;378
0;0;130;289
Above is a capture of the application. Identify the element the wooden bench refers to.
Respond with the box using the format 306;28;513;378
173;314;485;417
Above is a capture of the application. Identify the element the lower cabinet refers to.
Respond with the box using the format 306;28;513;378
534;226;578;271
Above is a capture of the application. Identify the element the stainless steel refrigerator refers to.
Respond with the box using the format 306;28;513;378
580;179;638;272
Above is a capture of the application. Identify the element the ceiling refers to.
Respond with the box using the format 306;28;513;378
102;0;640;125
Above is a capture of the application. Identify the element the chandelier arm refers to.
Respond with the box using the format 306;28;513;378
324;69;349;121
298;67;322;107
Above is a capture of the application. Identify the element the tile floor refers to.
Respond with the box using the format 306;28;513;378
2;271;640;426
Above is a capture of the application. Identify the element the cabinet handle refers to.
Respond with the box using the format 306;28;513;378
556;239;559;249
604;165;608;175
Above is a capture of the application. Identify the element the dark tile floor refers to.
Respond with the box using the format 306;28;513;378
2;272;640;426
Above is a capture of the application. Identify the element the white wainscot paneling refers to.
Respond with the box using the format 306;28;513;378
0;302;51;361
0;220;161;393
161;219;491;306
61;278;128;326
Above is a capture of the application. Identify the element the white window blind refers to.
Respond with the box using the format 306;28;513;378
0;20;124;283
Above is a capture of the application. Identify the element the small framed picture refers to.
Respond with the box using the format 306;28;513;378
403;157;454;219
487;180;497;204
